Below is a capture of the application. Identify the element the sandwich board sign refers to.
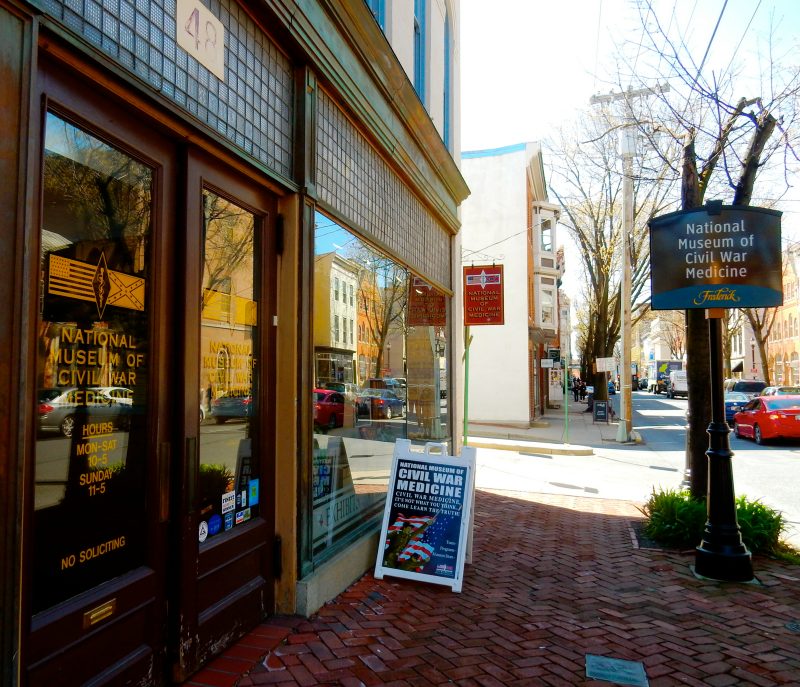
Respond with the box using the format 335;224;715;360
375;439;475;592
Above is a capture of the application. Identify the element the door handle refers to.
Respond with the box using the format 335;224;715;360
186;436;197;514
158;442;171;523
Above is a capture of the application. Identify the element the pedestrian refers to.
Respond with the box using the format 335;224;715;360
579;380;587;401
572;376;580;402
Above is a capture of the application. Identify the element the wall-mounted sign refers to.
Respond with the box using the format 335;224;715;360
408;277;447;327
463;265;504;325
649;203;782;310
541;358;553;368
177;0;226;82
548;348;561;360
374;440;475;592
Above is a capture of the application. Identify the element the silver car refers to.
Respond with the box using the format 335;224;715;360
38;387;131;437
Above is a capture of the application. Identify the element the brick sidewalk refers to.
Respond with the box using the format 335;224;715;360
186;490;800;687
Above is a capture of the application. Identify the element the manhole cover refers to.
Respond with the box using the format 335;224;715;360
787;620;800;633
586;654;649;687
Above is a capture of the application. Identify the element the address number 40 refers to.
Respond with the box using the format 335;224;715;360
176;0;225;82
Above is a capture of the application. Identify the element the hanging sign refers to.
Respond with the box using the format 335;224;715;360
408;277;447;327
463;265;504;325
649;203;782;310
374;440;475;592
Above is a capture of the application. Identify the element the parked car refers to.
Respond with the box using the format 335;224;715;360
366;377;406;399
210;392;253;423
761;386;800;396
723;392;750;423
323;381;360;400
313;388;345;430
732;395;800;444
723;379;767;399
356;388;405;419
38;386;131;437
667;370;688;399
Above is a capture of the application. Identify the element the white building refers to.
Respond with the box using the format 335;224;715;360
460;142;562;425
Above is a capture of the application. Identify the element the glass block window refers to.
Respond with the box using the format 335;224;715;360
316;89;451;290
42;0;294;179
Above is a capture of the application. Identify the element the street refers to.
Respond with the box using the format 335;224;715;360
473;389;800;550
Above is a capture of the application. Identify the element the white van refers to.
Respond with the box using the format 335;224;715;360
668;370;688;398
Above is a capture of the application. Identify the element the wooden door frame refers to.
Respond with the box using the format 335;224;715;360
173;146;278;680
23;51;177;686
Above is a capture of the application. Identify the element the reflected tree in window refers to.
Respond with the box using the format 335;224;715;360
347;245;407;377
202;192;255;312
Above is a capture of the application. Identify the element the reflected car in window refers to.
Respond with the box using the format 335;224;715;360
210;392;253;423
37;387;132;437
313;389;345;430
732;395;800;444
356;389;405;419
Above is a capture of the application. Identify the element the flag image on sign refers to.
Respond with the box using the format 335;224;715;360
49;253;145;318
463;265;504;325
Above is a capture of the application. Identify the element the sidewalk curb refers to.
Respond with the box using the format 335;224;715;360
466;435;594;456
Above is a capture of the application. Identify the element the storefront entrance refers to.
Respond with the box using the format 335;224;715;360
27;56;277;685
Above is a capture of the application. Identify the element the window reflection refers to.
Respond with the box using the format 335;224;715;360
33;113;151;612
198;191;260;540
309;214;449;562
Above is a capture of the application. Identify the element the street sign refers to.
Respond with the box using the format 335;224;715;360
596;357;615;372
649;203;782;310
463;265;504;325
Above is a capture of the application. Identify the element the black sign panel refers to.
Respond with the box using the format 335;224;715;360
593;400;608;423
649;204;782;310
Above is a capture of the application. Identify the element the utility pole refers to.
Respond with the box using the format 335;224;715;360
590;84;668;442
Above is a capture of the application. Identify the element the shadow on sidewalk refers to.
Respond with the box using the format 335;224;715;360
197;489;800;687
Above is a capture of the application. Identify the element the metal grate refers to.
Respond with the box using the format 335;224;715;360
316;89;451;289
43;0;294;178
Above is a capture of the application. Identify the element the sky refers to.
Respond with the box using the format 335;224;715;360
459;0;800;303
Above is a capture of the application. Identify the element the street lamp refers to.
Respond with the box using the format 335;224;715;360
750;339;756;379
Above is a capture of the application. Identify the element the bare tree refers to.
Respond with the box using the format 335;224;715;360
549;105;677;398
347;245;408;377
611;0;800;496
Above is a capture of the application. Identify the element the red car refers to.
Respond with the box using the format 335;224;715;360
313;389;345;430
732;395;800;444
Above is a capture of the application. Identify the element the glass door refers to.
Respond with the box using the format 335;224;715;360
172;150;277;680
29;86;175;684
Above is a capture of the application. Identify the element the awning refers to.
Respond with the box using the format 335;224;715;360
732;361;744;373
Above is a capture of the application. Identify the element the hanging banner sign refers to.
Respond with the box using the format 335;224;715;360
374;440;476;592
463;265;504;325
408;276;447;327
649;203;782;310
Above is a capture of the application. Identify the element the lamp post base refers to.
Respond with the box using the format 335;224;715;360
695;542;753;582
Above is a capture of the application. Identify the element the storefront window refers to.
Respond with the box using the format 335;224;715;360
198;191;260;540
308;214;450;564
34;113;151;612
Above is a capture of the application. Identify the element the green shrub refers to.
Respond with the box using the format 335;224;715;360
638;488;799;560
735;495;785;556
639;489;706;549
